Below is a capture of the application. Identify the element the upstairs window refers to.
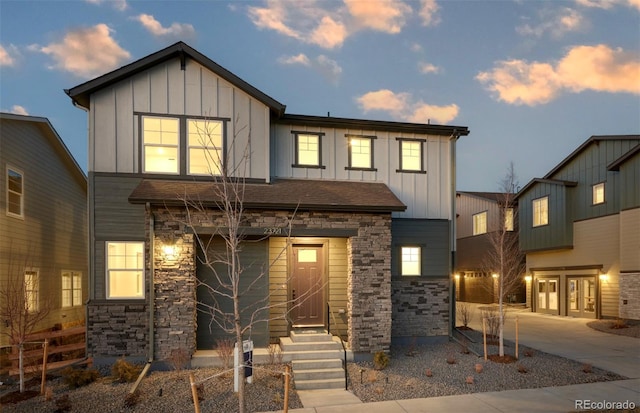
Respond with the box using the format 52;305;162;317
142;117;179;174
592;183;605;205
106;242;144;299
188;119;224;175
6;167;24;218
346;135;375;170
62;271;82;307
473;211;487;235
533;196;549;227
397;138;425;173
401;246;421;276
24;270;39;312
505;208;514;231
293;132;324;168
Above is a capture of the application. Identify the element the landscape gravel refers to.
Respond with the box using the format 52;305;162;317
1;332;628;412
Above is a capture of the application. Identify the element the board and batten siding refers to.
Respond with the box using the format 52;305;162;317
88;57;270;180
456;193;504;239
618;150;640;211
519;182;572;252
270;123;452;220
0;119;88;344
391;219;450;277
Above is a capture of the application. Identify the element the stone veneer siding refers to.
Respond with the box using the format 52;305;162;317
619;273;640;320
87;303;148;359
391;278;449;341
149;206;393;356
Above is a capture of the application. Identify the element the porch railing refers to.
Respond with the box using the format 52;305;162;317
327;302;348;390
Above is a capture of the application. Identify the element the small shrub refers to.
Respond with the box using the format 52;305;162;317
112;358;142;383
457;301;475;329
475;363;483;373
373;351;389;370
374;386;384;395
465;376;474;384
54;394;72;413
166;348;190;371
272;392;283;405
425;368;433;377
446;355;456;365
124;390;141;408
611;319;628;329
582;363;592;373
216;338;234;369
196;383;205;401
61;366;100;389
44;386;53;402
517;364;527;374
267;343;283;365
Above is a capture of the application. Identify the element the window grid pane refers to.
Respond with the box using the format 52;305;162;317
473;212;487;235
401;247;421;276
505;208;514;231
297;134;320;166
533;197;548;227
349;138;371;168
401;141;421;171
188;120;223;175
143;117;179;173
7;169;23;216
107;242;144;299
592;183;605;205
24;271;38;312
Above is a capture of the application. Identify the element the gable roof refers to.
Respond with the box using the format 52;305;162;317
129;178;406;213
65;41;286;116
607;144;640;171
0;112;87;190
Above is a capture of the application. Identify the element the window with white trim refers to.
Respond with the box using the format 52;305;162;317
347;135;375;170
397;139;425;173
592;183;605;205
473;211;487;235
106;242;144;299
62;271;82;307
533;196;549;227
401;246;421;276
188;119;224;175
7;167;24;218
24;270;39;312
142;116;179;174
505;208;514;231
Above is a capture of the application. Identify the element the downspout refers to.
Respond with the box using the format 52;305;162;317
449;131;460;338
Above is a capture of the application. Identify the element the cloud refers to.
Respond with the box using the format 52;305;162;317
476;44;639;105
410;43;423;53
309;16;348;49
575;0;640;11
419;0;441;26
344;0;412;33
36;24;130;79
278;53;342;84
0;44;16;66
10;105;29;115
136;14;196;39
85;0;127;11
418;62;440;74
356;89;459;124
517;7;586;38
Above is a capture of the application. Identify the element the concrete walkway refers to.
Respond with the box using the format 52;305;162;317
265;307;640;413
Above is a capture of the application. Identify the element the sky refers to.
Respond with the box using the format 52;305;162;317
0;0;638;191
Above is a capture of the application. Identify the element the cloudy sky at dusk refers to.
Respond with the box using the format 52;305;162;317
1;0;638;191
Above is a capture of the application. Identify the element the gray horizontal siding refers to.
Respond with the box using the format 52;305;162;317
391;219;450;277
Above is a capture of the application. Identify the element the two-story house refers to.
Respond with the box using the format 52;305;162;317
65;42;469;366
517;135;640;320
0;113;88;347
455;191;525;305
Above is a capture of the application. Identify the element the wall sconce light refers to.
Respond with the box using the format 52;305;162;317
492;273;499;278
162;244;177;260
599;273;609;282
454;274;460;279
524;275;532;282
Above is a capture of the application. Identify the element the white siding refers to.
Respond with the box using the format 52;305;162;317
89;57;270;179
271;123;452;219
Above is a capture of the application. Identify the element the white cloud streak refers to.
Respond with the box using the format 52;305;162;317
0;44;16;66
517;7;586;38
136;14;196;39
10;105;29;115
85;0;128;11
356;89;459;124
279;53;342;84
35;24;131;79
476;44;640;105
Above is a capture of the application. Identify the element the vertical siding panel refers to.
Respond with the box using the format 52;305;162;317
185;60;202;116
201;69;217;116
93;89;116;172
149;64;169;114
249;99;267;180
115;82;134;173
269;237;289;339
218;79;233;119
167;60;185;115
132;73;150;113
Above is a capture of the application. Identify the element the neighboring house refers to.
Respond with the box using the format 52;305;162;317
65;42;469;365
517;135;640;320
455;191;525;304
0;113;88;347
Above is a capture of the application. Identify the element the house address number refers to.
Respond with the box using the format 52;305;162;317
263;227;283;235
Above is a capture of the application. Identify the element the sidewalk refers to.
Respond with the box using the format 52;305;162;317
266;307;640;413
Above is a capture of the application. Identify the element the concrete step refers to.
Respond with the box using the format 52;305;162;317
293;367;345;381
290;330;333;343
280;337;342;352
292;358;343;370
294;378;345;390
282;349;344;362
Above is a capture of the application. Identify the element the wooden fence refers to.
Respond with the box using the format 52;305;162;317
8;326;86;375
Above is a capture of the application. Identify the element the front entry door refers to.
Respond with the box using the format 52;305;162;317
536;278;559;314
568;277;596;318
291;245;324;327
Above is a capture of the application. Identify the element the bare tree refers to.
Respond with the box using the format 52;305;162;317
0;249;52;392
482;162;525;357
175;118;313;413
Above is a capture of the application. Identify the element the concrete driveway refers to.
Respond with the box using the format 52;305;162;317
465;303;640;379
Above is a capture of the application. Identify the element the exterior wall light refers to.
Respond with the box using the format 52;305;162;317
162;244;177;260
454;274;460;279
492;273;499;278
599;273;609;282
524;275;532;282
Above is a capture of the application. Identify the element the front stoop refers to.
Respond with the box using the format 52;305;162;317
280;330;346;390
